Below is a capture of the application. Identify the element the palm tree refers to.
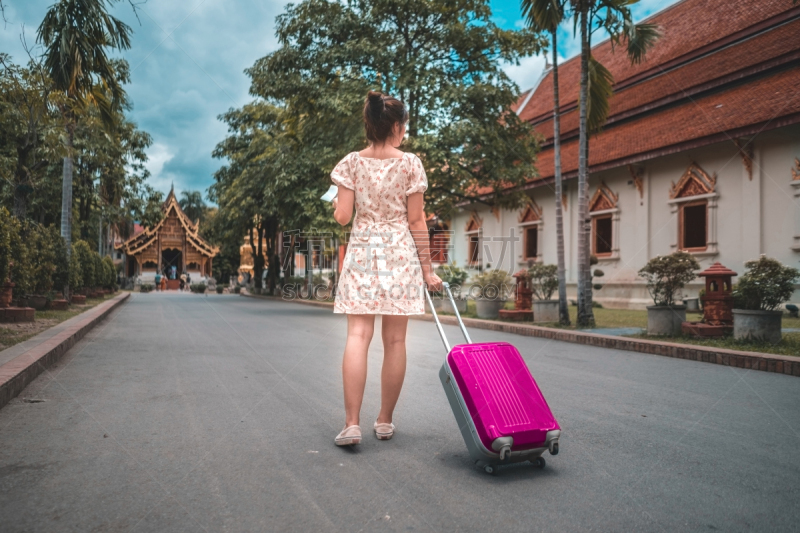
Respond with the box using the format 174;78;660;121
521;0;571;326
572;0;659;327
36;0;132;298
179;190;208;224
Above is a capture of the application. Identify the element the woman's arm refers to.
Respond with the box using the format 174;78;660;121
332;187;355;226
407;192;442;291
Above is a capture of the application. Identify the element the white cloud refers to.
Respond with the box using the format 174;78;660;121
144;142;178;192
503;55;548;93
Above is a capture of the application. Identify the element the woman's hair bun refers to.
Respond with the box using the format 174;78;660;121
363;90;408;144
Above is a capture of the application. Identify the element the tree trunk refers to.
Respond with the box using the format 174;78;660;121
61;122;74;300
551;30;570;326
576;5;595;327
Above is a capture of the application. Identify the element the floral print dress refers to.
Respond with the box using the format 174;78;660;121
331;151;428;315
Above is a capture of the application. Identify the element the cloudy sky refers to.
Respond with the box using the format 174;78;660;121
0;0;678;200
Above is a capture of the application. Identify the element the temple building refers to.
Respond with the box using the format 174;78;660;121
447;0;800;308
116;188;218;283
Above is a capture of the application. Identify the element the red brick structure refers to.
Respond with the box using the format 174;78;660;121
498;270;533;322
682;262;737;337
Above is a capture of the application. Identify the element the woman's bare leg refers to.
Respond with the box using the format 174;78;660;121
342;314;375;427
377;315;409;424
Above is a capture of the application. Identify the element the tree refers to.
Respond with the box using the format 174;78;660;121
179;190;208;225
246;0;547;219
36;0;133;298
572;0;659;327
521;0;570;325
0;55;64;220
210;103;305;295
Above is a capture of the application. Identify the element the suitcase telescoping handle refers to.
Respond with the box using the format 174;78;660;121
425;281;472;353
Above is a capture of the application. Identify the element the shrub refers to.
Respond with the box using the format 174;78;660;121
732;256;800;311
0;208;28;295
638;252;700;306
140;283;154;293
190;283;207;293
102;256;117;290
469;269;512;300
527;263;558;301
92;252;105;289
233;286;241;294
72;241;96;290
215;285;224;294
435;262;469;295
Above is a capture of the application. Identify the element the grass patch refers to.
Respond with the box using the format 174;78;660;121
0;294;114;351
625;332;800;357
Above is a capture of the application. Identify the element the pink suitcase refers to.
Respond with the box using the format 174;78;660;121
426;283;561;475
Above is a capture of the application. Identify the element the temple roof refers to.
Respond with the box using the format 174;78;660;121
511;0;800;185
115;188;219;257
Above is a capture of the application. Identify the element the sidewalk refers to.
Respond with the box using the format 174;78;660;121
0;292;130;409
242;293;800;378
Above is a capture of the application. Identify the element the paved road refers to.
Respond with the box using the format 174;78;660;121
1;293;799;532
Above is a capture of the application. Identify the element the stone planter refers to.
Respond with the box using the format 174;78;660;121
0;283;14;308
646;305;686;336
733;309;783;344
683;298;700;312
27;295;49;310
72;294;87;305
442;298;468;315
533;300;560;323
475;298;506;319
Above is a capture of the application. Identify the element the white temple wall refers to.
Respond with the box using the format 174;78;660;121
448;124;800;309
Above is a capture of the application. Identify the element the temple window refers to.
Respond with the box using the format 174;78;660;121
680;201;708;251
518;201;543;263
669;163;718;256
465;213;482;267
593;215;613;256
588;182;620;260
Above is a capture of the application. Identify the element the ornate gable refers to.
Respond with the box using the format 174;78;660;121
670;163;717;199
589;182;619;212
518;200;543;224
465;212;482;233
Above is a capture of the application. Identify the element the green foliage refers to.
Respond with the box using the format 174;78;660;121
190;283;207;294
233;286;241;294
72;240;96;289
242;0;546;220
732;256;800;312
638;252;700;307
139;283;153;293
215;285;224;294
0;207;18;284
25;223;68;296
470;269;512;299
436;263;470;288
179;190;208;224
528;263;559;301
102;256;116;289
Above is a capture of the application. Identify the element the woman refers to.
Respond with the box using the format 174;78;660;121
331;91;442;446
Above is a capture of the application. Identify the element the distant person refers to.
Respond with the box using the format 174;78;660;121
154;272;162;291
160;275;167;292
329;90;442;446
180;272;187;291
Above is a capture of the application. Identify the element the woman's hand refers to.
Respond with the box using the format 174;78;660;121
424;271;443;293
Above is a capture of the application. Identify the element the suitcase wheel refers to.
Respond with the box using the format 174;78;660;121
483;465;498;476
530;457;546;469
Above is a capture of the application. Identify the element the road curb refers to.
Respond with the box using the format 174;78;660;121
242;293;800;377
0;292;130;410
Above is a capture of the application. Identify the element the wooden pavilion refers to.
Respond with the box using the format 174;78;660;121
116;188;218;282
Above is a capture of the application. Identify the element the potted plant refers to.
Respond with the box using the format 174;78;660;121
434;263;469;313
528;263;559;323
732;256;800;344
470;269;512;319
638;252;700;336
